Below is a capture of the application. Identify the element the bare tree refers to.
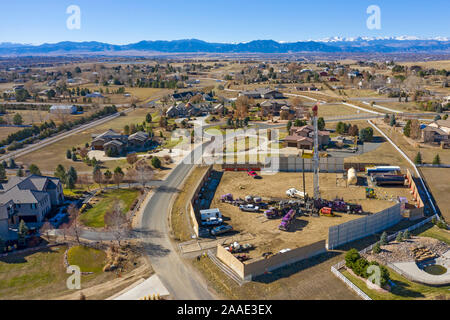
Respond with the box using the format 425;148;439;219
135;160;154;189
40;222;53;243
67;204;82;245
104;200;129;246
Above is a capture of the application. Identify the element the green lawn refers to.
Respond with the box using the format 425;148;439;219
0;245;115;300
80;188;140;228
341;267;450;300
413;223;450;245
339;224;450;300
67;246;106;273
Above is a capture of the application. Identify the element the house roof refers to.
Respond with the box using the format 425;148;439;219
104;140;124;147
284;135;313;144
0;175;60;205
129;131;149;142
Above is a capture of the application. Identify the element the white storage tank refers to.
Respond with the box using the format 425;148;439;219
348;168;357;185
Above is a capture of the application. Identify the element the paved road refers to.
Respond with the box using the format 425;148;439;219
137;140;216;300
0;107;133;162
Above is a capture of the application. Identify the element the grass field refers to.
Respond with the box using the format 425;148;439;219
0;245;118;300
341;266;450;300
413;223;450;245
318;103;370;118
67;245;107;273
80;188;140;228
0;126;23;141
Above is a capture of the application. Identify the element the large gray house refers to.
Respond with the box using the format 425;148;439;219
0;175;64;240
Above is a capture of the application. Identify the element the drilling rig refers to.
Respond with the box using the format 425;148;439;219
312;103;321;201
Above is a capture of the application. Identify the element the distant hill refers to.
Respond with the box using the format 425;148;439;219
1;38;450;55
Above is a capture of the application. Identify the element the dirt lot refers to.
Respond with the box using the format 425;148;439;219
420;168;450;222
210;171;413;259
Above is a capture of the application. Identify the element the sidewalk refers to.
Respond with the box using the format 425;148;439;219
111;275;170;300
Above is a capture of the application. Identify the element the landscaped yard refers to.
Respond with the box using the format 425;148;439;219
341;266;450;300
0;245;117;300
80;188;140;228
67;245;107;273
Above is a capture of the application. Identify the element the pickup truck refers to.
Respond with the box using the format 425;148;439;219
201;217;223;226
239;204;260;212
211;225;233;236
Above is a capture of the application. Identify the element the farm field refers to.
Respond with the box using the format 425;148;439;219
210;171;413;259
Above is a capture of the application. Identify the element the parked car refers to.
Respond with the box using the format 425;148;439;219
247;170;258;178
211;225;233;236
201;217;223;226
239;204;260;212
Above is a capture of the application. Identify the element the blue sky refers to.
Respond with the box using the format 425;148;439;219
0;0;449;44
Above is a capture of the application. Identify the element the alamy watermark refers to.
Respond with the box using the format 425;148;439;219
66;5;81;30
366;5;381;30
66;265;81;290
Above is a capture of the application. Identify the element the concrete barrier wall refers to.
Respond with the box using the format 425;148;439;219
216;244;245;278
188;166;213;237
243;240;326;280
265;156;344;173
328;203;402;250
406;169;424;208
216;240;326;281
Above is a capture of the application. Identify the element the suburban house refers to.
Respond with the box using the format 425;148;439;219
166;103;188;118
260;100;290;117
212;103;224;115
165;102;213;118
239;88;284;99
422;119;450;146
284;125;330;150
0;175;64;239
171;91;199;101
49;105;78;115
91;129;152;155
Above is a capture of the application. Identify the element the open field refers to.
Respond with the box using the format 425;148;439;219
420;168;450;222
15;107;152;173
0;245;118;300
81;188;140;228
210;171;413;259
318;103;370;118
400;60;450;70
67;245;107;273
0;126;23;141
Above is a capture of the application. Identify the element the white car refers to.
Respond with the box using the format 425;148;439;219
239;204;260;212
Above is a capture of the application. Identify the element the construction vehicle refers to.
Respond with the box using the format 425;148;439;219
286;188;307;199
366;188;376;199
279;209;296;231
319;207;334;217
264;207;280;219
221;193;233;203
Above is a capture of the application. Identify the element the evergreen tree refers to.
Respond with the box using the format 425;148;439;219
403;120;411;137
414;152;423;165
372;242;381;254
380;231;388;245
432;154;441;165
396;231;403;242
67;167;78;184
54;164;66;181
0;163;6;180
17;168;24;177
390;114;396;127
151;156;162;169
8;158;15;169
66;175;75;190
29;164;41;175
403;230;411;240
71;152;77;162
66;150;72;160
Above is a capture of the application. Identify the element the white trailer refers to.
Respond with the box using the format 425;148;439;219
200;208;222;221
286;188;307;199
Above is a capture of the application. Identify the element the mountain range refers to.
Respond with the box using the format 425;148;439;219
0;38;449;55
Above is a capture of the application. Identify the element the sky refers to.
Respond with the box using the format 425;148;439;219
0;0;449;45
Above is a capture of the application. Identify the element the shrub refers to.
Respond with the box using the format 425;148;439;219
380;231;388;245
372;242;381;254
345;248;360;269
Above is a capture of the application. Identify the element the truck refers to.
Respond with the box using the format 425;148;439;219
201;217;223;226
239;204;260;212
211;225;233;236
279;209;296;231
286;188;307;199
200;208;222;221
